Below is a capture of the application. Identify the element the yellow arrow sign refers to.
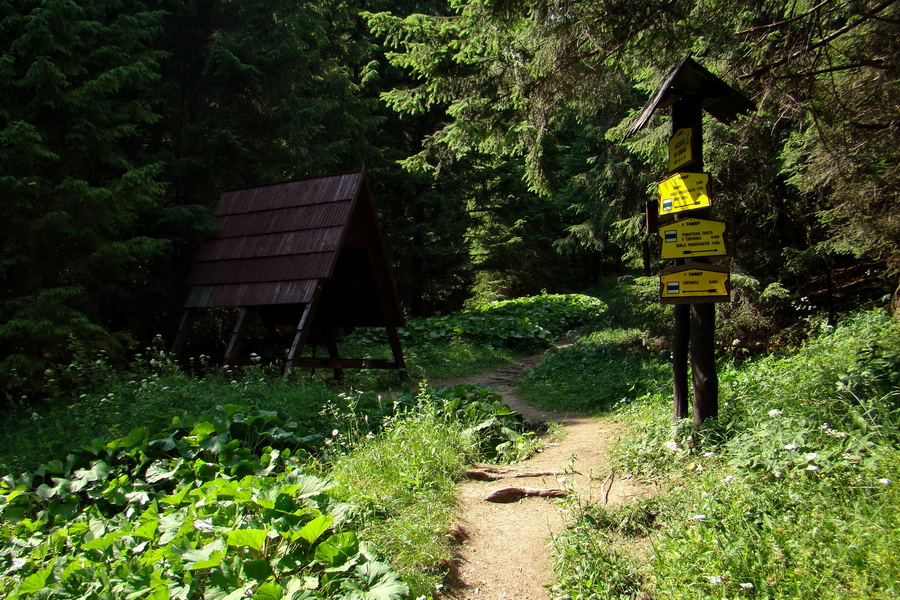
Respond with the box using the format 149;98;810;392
659;262;730;304
658;172;710;215
668;128;693;171
658;218;727;260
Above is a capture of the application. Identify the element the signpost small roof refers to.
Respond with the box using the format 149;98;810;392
624;53;756;140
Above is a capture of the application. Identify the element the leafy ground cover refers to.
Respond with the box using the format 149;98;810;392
547;307;900;599
1;293;603;599
342;293;607;384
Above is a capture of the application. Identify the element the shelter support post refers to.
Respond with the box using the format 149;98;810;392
223;307;252;367
171;308;196;356
386;325;406;376
284;286;322;378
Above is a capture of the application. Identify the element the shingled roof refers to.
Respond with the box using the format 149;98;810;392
625;53;756;140
173;169;405;376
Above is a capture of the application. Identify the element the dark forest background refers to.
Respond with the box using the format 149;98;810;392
2;0;898;395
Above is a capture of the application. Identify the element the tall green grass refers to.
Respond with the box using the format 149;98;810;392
331;397;476;597
552;309;900;599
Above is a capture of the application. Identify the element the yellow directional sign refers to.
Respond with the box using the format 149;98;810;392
658;218;727;260
668;128;693;171
657;172;710;215
659;262;730;304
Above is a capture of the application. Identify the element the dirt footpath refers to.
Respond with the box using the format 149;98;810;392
436;353;653;600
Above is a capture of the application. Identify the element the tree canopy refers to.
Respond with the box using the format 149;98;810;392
1;0;897;396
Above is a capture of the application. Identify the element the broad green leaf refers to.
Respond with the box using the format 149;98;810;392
182;539;226;570
294;515;333;545
282;473;334;498
82;529;128;552
243;559;273;581
70;460;110;492
225;528;268;552
16;564;54;595
145;460;184;484
341;559;409;600
201;432;231;456
315;531;358;569
191;421;218;437
252;582;283;600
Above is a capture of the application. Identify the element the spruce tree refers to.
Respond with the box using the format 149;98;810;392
0;0;168;394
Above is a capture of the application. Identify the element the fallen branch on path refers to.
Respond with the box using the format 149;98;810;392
484;487;569;503
466;469;562;481
602;471;615;507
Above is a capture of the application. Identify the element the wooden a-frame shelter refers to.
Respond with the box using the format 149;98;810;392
171;169;405;377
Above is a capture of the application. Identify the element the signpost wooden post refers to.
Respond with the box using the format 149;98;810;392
624;54;756;427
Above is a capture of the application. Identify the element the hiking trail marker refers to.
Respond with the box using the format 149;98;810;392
657;172;710;215
668;128;693;171
658;218;727;260
624;52;756;427
659;262;731;303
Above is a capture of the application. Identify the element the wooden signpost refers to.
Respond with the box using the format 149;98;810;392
624;53;755;427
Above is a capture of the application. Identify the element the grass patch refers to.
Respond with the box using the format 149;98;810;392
331;400;476;597
518;326;670;414
552;308;900;599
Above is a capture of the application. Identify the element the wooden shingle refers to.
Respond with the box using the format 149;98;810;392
173;169;405;376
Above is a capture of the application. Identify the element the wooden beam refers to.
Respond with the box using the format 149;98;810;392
223;307;252;367
284;285;322;377
170;308;196;356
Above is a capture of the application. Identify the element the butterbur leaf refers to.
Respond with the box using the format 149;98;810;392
283;473;334;498
145;460;184;484
70;460;110;492
149;434;178;453
16;564;54;595
294;515;333;545
340;560;409;600
252;582;284;600
226;528;268;552
201;432;231;456
182;539;226;570
243;559;274;581
191;422;218;437
315;531;358;569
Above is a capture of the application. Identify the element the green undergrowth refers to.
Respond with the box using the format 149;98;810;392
342;293;607;385
1;295;576;599
0;382;541;599
519;326;669;414
551;308;900;599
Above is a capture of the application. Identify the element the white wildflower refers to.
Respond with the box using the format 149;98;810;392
707;575;723;584
703;451;715;458
878;478;891;485
692;514;707;521
768;409;783;417
805;452;819;461
663;440;681;452
784;444;798;451
740;582;754;589
723;475;734;483
806;465;820;472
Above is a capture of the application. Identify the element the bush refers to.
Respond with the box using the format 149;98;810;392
399;294;607;351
